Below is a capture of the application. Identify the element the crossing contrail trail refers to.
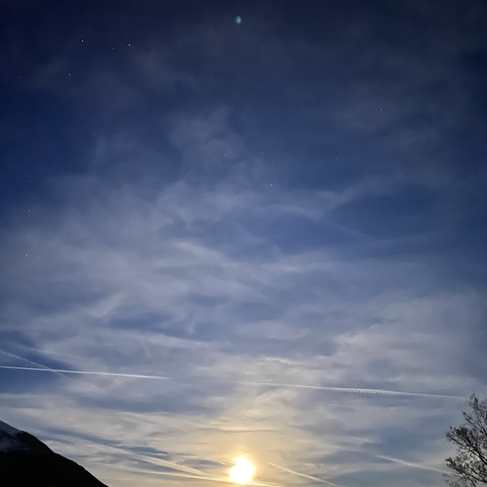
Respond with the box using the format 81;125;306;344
0;365;171;381
0;350;104;390
0;364;463;399
57;430;282;487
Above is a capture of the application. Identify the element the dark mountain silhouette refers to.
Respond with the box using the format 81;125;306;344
0;419;108;487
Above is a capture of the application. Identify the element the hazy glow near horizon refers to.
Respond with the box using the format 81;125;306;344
230;458;254;484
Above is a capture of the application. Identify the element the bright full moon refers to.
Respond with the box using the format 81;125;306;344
230;458;254;484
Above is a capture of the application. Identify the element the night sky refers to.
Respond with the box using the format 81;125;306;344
1;1;487;486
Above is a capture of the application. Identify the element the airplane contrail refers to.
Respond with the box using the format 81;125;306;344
0;365;171;381
140;470;281;487
113;465;281;487
0;351;104;390
270;463;340;486
45;424;224;482
0;364;463;399
234;379;463;399
375;455;449;474
53;432;281;487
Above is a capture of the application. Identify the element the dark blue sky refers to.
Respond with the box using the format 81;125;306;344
1;1;487;486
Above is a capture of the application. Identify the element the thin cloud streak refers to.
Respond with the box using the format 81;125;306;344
54;432;283;487
1;3;486;487
113;465;282;487
0;364;463;399
233;380;463;399
138;470;281;487
0;350;102;391
0;365;171;381
375;455;449;474
269;463;340;486
46;426;242;484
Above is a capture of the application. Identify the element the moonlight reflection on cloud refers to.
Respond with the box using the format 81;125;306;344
1;1;486;487
230;458;254;484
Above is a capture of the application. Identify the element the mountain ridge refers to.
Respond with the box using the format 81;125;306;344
0;419;109;487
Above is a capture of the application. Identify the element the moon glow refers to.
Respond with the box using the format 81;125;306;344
230;458;254;484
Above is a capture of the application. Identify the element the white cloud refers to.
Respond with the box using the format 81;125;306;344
1;171;483;487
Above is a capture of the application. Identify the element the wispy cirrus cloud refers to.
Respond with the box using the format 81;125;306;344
1;170;483;486
2;2;487;487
